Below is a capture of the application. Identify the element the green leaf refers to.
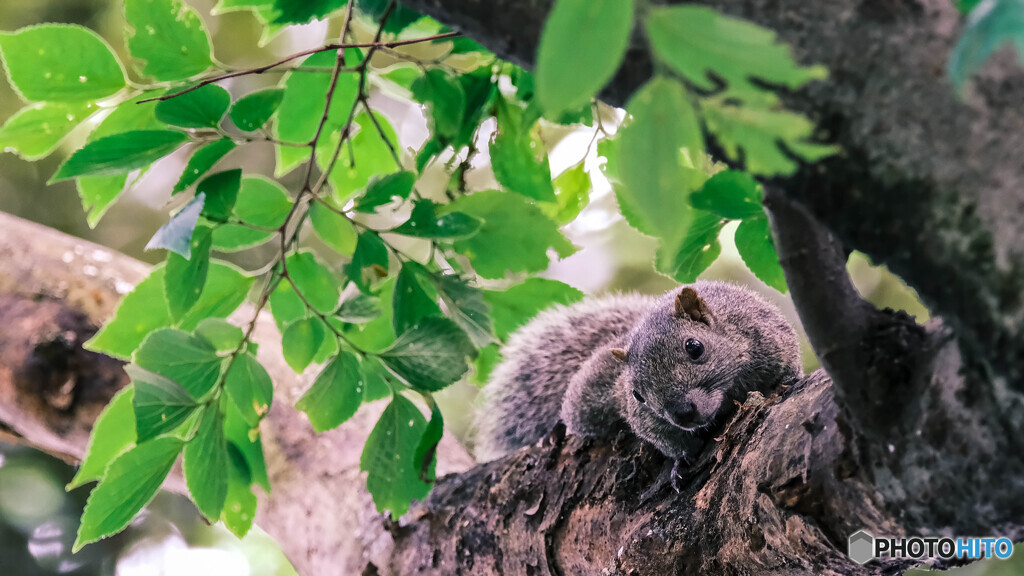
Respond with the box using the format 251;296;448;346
360;394;430;519
360;356;394;401
222;444;257;537
68;386;137;489
958;0;985;14
85;268;172;360
156;84;230;129
411;69;465;141
434;275;496;348
702;98;837;176
484;278;584;340
78;175;128;229
269;281;306;334
690;170;764;220
230;88;284;131
491;97;556;202
541;162;590;225
393;262;441;337
657;209;725;283
322;114;399;202
286;251;340;314
146;194;205;258
0;102;95;160
195;318;244;351
282;317;326;373
133;329;223;399
51;130;188;182
128;364;198;442
92;92;165;138
345;231;390;293
354;0;423;33
337;293;381;324
183;404;229;521
224;400;270;492
354;171;416;213
309;202;357;255
124;0;214;81
174;139;236;194
296;351;363;432
177;261;253;330
444;190;577;280
0;24;125;102
197;169;242;222
165;225;212;320
471;344;501;385
342;278;396;352
234;176;292;228
391;199;482;239
224;353;273;426
535;0;634;117
414;403;443;483
949;0;1024;91
616;77;704;257
735;215;787;292
645;5;826;99
379;317;475;392
271;0;346;24
211;224;273;252
74;437;183;551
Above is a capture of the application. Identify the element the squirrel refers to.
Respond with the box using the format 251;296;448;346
474;281;801;485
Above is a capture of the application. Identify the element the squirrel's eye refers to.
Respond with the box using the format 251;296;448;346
632;389;646;404
684;338;705;360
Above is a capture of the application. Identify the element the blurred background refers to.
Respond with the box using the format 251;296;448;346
0;0;1015;575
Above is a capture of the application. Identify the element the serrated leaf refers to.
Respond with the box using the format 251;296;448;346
174;139;236;194
269;281;306;334
345;231;390;293
435;275;495;348
230;88;284;131
74;437;183;551
133;329;223;399
491;98;556;202
0;102;95;160
286;251;340;314
222;444;257;537
646;5;826;99
195;318;244;351
51;130;188;182
690;170;764;220
321;114;399;201
282;317;326;373
360;394;430;519
234;176;292;228
702;99;837;176
156;84;230;129
393;262;441;337
535;0;633;117
483;278;584;340
146;194;205;258
296;351;363;432
183;404;228;521
411;69;465;141
177;261;253;330
414;403;443;483
0;25;125;102
165;225;212;319
541;162;590;225
336;293;381;324
211;224;273;252
354;171;416;213
444;190;576;280
197;169;241;222
125;0;214;81
224;400;270;492
379;317;475;392
224;353;273;426
129;363;198;443
309;202;357;255
657;209;725;283
85;268;172;360
735;215;787;292
391;199;482;239
68;386;137;489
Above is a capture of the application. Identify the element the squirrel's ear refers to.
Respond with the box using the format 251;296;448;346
675;287;712;326
610;348;628;362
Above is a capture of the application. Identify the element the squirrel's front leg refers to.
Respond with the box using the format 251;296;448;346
559;340;627;439
669;434;706;492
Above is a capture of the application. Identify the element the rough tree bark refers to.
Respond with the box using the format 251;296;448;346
2;0;1024;574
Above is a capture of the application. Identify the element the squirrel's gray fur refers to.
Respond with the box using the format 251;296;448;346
474;281;801;464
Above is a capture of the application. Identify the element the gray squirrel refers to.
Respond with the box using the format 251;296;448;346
475;281;801;482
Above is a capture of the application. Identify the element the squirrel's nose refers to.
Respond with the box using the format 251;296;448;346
667;400;699;428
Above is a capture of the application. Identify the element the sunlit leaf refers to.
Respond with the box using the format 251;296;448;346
690;170;764;220
124;0;214;81
378;317;475;392
309;202;357;255
0;25;125;102
156;84;230;129
296;351;363;432
165;225;212;319
68;386;137;489
735;215;787;292
224;353;274;426
133;329;223;399
183;404;228;521
354;171;416;213
51;130;188;182
391;199;482;239
361;394;430;519
174;139;236;194
230;88;284;131
484;278;583;340
286;251;340;314
0;102;95;160
282;317;326;373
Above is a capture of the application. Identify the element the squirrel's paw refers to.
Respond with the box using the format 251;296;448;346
671;458;685;493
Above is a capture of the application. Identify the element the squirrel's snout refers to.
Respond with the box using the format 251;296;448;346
666;400;700;429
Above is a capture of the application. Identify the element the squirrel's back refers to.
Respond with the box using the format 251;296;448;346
474;293;652;461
